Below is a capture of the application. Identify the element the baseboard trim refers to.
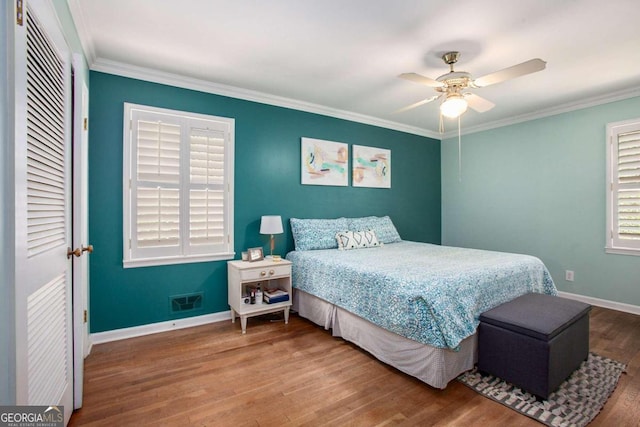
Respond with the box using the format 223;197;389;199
557;291;640;316
89;293;639;346
90;311;231;345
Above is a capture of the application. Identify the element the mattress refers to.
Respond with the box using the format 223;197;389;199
286;241;557;349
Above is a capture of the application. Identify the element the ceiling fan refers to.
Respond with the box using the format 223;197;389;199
397;51;546;119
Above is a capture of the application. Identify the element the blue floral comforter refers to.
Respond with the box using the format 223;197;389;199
286;241;557;349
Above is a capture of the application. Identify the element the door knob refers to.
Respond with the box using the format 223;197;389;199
67;247;81;259
82;244;93;254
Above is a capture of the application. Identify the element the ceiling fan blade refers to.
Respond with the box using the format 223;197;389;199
398;72;445;88
464;93;495;113
473;58;546;87
393;95;440;114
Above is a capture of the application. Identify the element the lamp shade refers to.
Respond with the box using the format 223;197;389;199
440;93;468;118
260;215;283;235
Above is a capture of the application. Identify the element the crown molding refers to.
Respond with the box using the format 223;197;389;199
90;58;441;139
441;86;640;139
90;57;640;142
66;0;96;65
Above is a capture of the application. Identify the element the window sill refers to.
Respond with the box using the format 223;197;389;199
605;247;640;257
123;252;236;268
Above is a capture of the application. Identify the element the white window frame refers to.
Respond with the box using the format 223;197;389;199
606;118;640;256
123;103;235;268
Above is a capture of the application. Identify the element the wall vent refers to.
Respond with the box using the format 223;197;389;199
170;292;203;313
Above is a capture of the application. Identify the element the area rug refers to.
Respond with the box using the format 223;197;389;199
457;353;626;427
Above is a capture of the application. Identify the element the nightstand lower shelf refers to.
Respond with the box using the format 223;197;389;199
230;302;291;334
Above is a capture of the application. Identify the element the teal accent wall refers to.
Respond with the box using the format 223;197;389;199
442;96;640;307
89;71;441;332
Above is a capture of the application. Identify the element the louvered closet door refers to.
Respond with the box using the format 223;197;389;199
15;3;74;423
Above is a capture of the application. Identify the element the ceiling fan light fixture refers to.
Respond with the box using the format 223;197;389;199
440;93;468;118
399;52;544;120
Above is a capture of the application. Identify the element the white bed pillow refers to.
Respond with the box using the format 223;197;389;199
336;230;382;250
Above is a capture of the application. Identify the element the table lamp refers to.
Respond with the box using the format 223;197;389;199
260;215;283;258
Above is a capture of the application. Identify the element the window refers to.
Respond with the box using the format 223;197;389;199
606;118;640;255
123;103;234;267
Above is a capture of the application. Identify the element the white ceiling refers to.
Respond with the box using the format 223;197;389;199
68;0;640;138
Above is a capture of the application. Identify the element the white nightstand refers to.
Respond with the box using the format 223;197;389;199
227;258;292;333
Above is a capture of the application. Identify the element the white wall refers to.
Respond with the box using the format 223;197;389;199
442;96;640;308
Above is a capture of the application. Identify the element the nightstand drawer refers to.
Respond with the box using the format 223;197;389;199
239;264;291;281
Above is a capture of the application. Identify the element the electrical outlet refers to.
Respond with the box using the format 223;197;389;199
565;270;574;282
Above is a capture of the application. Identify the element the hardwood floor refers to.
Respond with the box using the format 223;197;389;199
69;306;640;426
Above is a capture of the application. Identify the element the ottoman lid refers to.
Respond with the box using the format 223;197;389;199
479;293;591;341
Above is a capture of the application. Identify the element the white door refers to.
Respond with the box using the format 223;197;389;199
72;71;90;410
14;1;74;424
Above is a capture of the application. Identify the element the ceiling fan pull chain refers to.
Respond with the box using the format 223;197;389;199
458;115;462;182
439;113;444;134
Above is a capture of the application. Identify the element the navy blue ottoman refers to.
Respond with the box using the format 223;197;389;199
478;293;591;400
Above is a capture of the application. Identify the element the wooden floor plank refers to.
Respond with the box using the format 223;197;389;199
69;306;639;426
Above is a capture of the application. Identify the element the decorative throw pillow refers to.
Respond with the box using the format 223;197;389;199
336;230;382;250
290;217;349;251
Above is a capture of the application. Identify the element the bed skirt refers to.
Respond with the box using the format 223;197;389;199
293;289;477;389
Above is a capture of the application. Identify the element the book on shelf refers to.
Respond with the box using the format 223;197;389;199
264;289;287;297
264;294;289;304
263;289;289;304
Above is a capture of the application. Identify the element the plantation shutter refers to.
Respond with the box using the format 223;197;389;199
607;120;640;253
124;104;234;267
189;128;227;250
616;131;640;241
135;119;181;249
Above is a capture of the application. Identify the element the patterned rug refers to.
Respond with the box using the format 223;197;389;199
457;353;626;427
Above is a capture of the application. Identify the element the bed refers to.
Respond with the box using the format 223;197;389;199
285;216;557;389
